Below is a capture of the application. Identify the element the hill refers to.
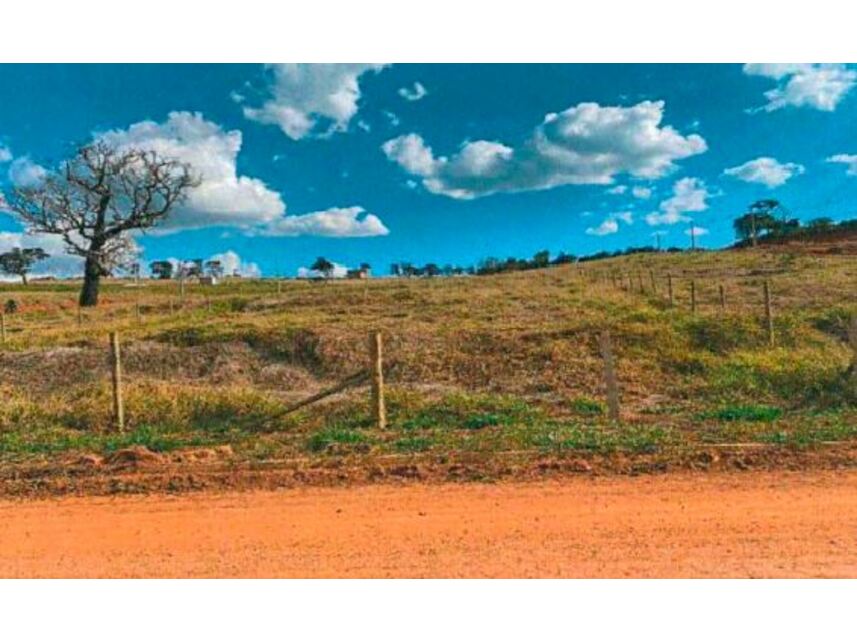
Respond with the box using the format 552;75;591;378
0;242;854;494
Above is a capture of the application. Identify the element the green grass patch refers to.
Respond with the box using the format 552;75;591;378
701;404;783;422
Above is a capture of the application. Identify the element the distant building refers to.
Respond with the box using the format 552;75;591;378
346;267;370;279
199;275;219;286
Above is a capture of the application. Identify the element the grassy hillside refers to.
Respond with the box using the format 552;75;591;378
0;243;854;472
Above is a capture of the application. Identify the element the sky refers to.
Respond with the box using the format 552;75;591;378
1;63;856;278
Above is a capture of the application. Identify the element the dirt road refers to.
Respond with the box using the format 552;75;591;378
2;471;856;577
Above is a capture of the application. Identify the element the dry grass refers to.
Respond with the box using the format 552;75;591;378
0;242;854;466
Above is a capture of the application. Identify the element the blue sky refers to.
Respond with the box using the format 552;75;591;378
1;63;856;277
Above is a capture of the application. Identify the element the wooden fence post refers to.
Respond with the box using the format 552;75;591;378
599;330;621;423
277;280;282;296
848;317;857;379
719;284;726;311
638;273;645;294
135;299;142;322
169;298;175;316
649;269;657;293
763;280;774;347
690;280;697;314
668;274;674;307
109;331;125;433
627;274;633;291
0;312;6;344
368;331;387;429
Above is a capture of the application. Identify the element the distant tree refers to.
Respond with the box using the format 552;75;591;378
149;260;174;280
807;217;835;232
532;250;550;269
4;299;18;314
5;142;198;306
311;256;335;279
423;263;441;277
0;247;49;285
734;199;786;246
390;263;401;277
204;259;224;278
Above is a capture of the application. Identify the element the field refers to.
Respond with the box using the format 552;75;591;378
0;240;855;496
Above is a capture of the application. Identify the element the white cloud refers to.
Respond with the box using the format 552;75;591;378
645;177;710;226
723;156;805;188
827;153;857;176
98;111;285;231
206;250;260;278
586;218;619;236
606;185;627;195
242;64;387;140
744;64;856;112
0;145;12;164
398;81;428;102
585;211;632;236
382;100;706;199
297;261;349;279
685;226;709;237
631;186;652;199
8;112;388;240
383;110;401;127
8;157;47;186
255;206;389;238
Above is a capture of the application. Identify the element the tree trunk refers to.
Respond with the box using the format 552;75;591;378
21;273;28;286
80;255;102;307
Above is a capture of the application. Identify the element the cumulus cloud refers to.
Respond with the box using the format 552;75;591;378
8;157;47;187
206;250;260;278
586;211;633;236
606;185;627;195
827;153;857;176
241;64;387;140
632;186;652;199
586;219;618;236
255;206;389;238
382;100;706;199
398;81;428;102
96;111;390;238
744;64;856;112
98;111;285;230
645;177;710;226
685;226;709;237
723;157;805;188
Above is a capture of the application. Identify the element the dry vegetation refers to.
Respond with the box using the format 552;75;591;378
0;241;855;492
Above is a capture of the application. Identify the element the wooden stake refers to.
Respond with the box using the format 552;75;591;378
649;269;657;293
638;273;645;294
135;299;142;322
668;274;674;307
599;330;621;423
0;312;6;344
719;284;726;311
277;280;282;296
763;280;774;347
109;331;125;433
690;280;697;314
368;330;387;429
169;298;175;315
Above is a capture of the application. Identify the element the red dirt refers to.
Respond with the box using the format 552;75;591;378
2;470;856;578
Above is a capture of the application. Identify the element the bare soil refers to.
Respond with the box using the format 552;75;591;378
2;470;856;578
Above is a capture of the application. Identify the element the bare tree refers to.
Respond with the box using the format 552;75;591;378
6;142;198;306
